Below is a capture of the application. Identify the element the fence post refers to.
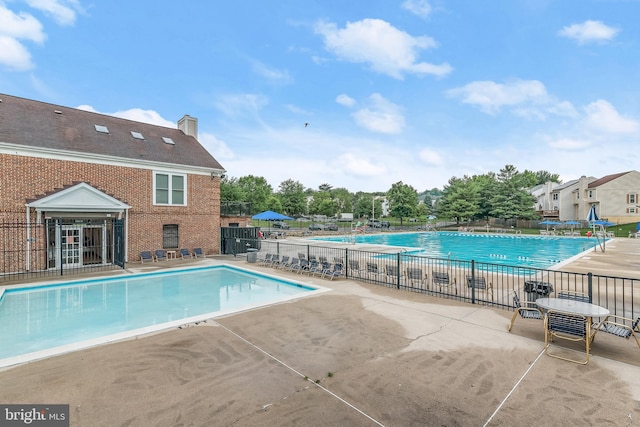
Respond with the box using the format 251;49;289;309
58;218;63;276
345;248;349;279
471;260;476;304
396;252;401;289
587;272;593;303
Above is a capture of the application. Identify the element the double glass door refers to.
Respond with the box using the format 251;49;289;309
47;222;107;269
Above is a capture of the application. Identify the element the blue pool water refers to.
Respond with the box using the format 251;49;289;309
0;266;320;364
315;232;600;269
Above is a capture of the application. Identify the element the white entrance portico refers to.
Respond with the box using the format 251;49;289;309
26;182;131;269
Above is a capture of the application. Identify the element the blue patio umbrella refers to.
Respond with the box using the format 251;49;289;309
252;210;293;233
539;220;561;231
636;223;640;231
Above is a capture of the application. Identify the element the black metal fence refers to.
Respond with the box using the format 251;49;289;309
0;220;125;283
248;239;638;321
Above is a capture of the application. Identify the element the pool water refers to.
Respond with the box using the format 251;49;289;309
315;231;600;269
0;266;321;364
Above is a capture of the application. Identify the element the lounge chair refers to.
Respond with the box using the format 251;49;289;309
307;259;323;276
385;265;403;285
193;248;205;258
269;254;281;268
274;255;289;269
466;275;493;300
154;249;168;261
348;260;365;279
406;267;426;288
179;248;192;259
508;291;543;332
259;253;272;266
432;270;457;294
592;316;640;349
140;251;154;263
544;310;592;364
297;258;310;274
322;262;343;280
366;262;381;280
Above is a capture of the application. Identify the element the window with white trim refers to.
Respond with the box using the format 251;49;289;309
629;193;637;204
154;172;186;205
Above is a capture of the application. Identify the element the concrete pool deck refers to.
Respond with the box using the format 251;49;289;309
0;237;639;425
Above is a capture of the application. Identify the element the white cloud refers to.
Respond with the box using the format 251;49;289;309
336;94;356;107
546;137;593;151
0;1;80;70
402;0;432;19
199;132;235;161
418;148;443;165
214;94;268;117
558;20;619;45
0;35;34;70
314;18;452;79
337;152;387;177
76;105;177;128
251;60;291;83
446;80;549;115
583;100;639;133
352;93;405;134
0;5;45;42
25;0;80;26
284;104;312;115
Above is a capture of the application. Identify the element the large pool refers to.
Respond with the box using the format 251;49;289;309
314;231;601;269
0;266;326;367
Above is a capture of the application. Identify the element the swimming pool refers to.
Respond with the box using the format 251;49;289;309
314;232;601;269
0;266;327;367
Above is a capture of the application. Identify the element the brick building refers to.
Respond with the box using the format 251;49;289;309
0;93;225;274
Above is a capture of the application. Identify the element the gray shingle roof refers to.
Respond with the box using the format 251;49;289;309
0;93;224;171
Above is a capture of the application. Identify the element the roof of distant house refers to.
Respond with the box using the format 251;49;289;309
0;93;224;171
588;171;631;188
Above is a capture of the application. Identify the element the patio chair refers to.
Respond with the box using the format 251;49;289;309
406;267;426;289
154;249;168;261
366;262;382;280
192;248;205;258
298;252;306;261
348;260;366;279
592;316;640;349
140;251;154;263
508;291;543;332
269;254;281;268
297;258;310;274
259;253;272;266
286;257;301;273
385;265;403;285
274;255;289;269
322;262;343;280
307;259;323;276
544;310;591;364
557;290;590;303
179;248;192;259
432;270;457;295
466;275;493;301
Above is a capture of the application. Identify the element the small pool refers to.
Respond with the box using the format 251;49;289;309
0;266;327;366
314;231;601;269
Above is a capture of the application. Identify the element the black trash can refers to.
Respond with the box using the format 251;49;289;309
246;248;258;263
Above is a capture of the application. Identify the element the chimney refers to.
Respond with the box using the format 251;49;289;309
178;114;198;138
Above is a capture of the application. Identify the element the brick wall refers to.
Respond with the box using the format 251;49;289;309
0;154;221;263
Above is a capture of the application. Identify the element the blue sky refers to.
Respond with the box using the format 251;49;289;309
2;1;639;193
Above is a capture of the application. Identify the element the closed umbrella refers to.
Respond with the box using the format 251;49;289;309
586;205;599;223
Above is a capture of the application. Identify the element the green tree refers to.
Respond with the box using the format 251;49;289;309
331;187;353;214
266;195;282;212
277;179;306;216
437;176;480;224
386;181;419;225
237;175;272;212
489;165;537;220
308;190;334;216
220;176;244;202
